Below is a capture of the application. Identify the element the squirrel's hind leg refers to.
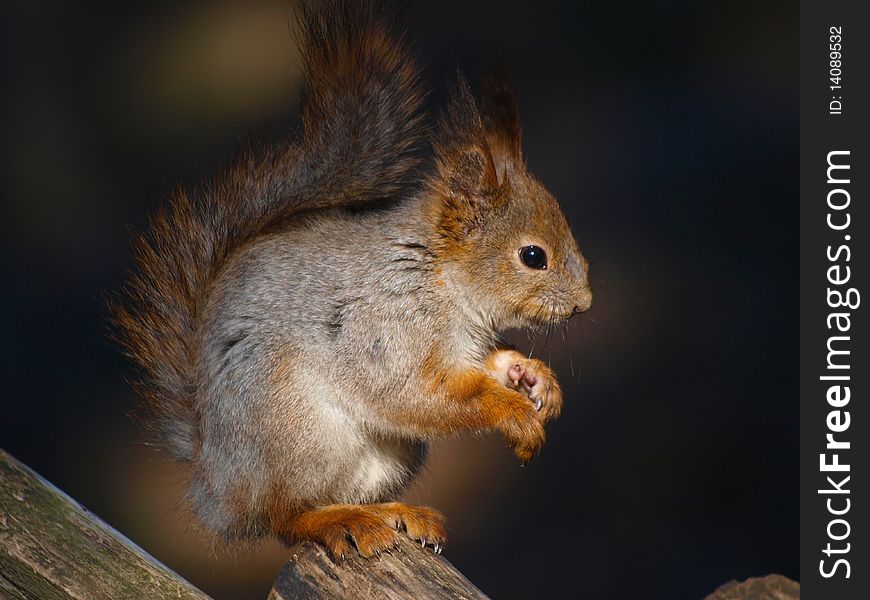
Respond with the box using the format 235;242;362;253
280;503;446;560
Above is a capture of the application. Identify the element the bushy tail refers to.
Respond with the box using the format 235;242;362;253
112;0;428;461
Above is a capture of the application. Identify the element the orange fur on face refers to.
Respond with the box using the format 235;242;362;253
424;70;592;329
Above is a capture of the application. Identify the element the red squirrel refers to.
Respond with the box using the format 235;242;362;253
114;0;592;560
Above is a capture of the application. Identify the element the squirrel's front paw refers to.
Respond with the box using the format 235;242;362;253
487;350;563;423
476;382;547;463
495;393;547;464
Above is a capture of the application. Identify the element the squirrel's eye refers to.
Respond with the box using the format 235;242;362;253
520;245;547;270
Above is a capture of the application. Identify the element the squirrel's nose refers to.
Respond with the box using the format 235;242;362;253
571;285;593;316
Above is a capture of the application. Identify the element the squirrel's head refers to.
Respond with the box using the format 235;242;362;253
427;69;592;330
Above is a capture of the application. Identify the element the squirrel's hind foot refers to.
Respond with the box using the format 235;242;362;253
287;503;446;560
374;502;446;553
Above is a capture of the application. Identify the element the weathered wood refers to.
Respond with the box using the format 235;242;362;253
0;446;799;599
704;574;800;600
268;537;490;600
0;448;210;600
269;540;801;600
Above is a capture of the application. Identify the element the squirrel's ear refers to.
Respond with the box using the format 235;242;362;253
433;74;500;200
481;63;523;169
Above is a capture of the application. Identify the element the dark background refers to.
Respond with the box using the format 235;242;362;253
0;1;798;598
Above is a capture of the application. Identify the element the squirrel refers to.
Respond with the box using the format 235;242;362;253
113;0;592;560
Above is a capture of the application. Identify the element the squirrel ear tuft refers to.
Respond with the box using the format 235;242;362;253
433;73;500;198
443;146;499;199
482;62;523;169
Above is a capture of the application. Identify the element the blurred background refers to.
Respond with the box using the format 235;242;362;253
0;0;797;598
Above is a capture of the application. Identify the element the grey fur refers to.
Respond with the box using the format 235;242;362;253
192;200;481;537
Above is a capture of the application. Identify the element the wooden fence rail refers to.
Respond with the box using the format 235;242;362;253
0;448;208;600
0;448;798;599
